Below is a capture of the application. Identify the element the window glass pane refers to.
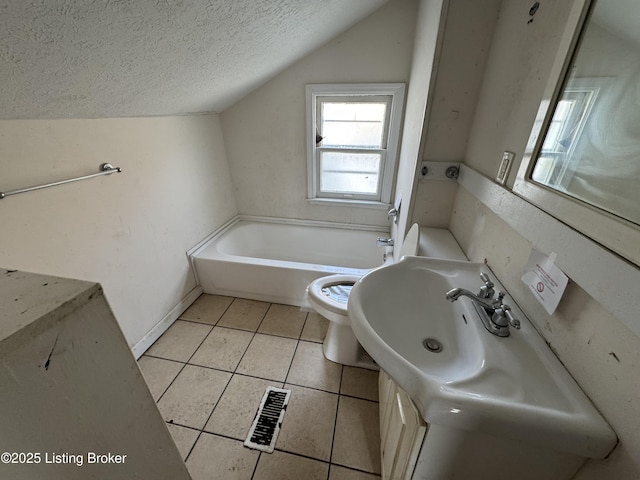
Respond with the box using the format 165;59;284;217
320;152;380;195
541;99;576;154
321;102;387;148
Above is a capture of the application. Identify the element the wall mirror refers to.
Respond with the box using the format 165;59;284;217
515;0;640;267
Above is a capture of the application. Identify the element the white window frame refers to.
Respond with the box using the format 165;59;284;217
305;83;405;207
534;77;606;190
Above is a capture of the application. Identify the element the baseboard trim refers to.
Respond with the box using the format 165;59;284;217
131;285;203;359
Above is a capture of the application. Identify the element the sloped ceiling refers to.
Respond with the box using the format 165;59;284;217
0;0;388;119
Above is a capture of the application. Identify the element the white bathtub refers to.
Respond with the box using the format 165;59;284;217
190;217;390;306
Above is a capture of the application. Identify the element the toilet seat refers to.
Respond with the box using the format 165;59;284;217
305;224;423;370
306;224;469;371
307;273;375;370
306;274;361;325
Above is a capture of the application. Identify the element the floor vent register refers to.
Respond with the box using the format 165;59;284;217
244;387;291;453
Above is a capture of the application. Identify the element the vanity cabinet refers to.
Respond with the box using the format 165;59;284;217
378;370;586;480
379;370;427;480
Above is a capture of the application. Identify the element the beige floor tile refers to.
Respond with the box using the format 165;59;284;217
340;366;379;402
137;356;183;401
258;304;307;338
205;374;280;440
190;327;254;371
278;384;338;462
180;294;234;324
332;396;381;474
286;340;342;393
216;298;270;331
186;433;258;480
158;365;231;429
146;320;212;362
253;450;328;480
329;465;381;480
236;334;297;382
166;423;199;460
300;312;329;343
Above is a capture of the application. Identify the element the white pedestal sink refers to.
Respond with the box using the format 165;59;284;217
348;256;616;479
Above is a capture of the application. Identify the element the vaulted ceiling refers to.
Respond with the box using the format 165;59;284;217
0;0;388;119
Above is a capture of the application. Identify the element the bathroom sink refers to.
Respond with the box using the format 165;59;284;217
348;256;616;459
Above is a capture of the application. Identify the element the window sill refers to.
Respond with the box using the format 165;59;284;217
307;198;391;210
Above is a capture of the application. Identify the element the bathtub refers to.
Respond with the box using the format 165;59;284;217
190;217;390;306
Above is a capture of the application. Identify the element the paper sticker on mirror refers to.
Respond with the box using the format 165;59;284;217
521;248;568;315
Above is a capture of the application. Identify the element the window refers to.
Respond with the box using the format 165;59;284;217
306;84;405;206
533;78;603;190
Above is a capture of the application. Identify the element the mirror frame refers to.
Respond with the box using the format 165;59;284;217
513;0;640;267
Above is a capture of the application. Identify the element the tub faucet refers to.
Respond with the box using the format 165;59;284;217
446;272;520;337
376;237;394;247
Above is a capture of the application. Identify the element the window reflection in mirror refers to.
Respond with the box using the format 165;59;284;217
531;0;640;226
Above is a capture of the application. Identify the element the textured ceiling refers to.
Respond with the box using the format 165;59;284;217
0;0;388;119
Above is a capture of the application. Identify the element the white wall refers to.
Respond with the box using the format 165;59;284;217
410;0;500;228
0;114;237;348
221;0;419;227
448;0;640;477
464;0;576;181
391;0;447;253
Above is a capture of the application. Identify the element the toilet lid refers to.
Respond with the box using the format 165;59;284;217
321;282;355;304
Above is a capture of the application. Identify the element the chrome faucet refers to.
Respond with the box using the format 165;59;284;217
446;272;521;337
445;288;498;311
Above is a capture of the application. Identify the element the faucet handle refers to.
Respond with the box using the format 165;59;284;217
502;305;521;330
478;272;495;299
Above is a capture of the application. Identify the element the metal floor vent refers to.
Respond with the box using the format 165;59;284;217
244;386;291;453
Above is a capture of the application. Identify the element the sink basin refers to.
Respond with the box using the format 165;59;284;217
348;256;616;459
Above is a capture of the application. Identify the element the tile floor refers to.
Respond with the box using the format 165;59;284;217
138;294;382;480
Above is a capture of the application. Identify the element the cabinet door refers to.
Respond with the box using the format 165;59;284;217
379;370;395;440
394;388;427;479
378;371;427;480
379;370;397;479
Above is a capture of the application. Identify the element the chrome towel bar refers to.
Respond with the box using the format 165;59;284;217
0;163;122;200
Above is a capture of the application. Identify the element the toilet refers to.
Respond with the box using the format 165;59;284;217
306;274;370;368
307;224;426;370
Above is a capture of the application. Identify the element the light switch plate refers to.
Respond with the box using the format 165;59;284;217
496;151;515;185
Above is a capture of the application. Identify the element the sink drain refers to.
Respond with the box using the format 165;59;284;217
423;338;443;353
